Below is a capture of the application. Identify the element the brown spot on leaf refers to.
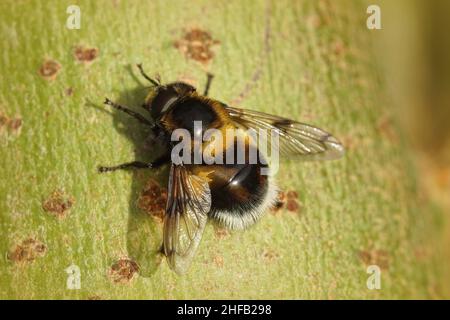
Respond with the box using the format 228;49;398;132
42;190;75;218
212;255;224;268
39;59;61;80
262;249;279;263
358;249;390;270
137;179;167;223
0;110;22;137
271;190;301;213
74;45;99;63
8;238;47;264
9;118;22;131
214;226;230;239
109;258;139;284
87;295;102;300
65;87;74;96
174;28;220;64
286;199;300;212
0;112;7;128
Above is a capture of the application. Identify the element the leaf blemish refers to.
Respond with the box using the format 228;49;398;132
174;28;220;64
271;190;301;214
65;87;74;96
8;238;47;264
212;255;224;268
358;249;390;270
109;258;140;284
214;226;230;239
286;199;300;212
42;190;75;219
0;110;22;137
39;59;61;80
74;45;99;63
137;178;167;223
262;249;280;263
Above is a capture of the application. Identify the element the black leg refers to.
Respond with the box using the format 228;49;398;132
104;98;153;126
98;154;170;173
136;63;160;86
203;73;214;96
98;161;152;173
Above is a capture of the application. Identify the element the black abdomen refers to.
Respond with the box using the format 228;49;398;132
205;161;272;230
210;163;268;210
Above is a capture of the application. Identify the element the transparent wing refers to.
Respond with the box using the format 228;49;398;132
163;164;211;274
225;105;345;161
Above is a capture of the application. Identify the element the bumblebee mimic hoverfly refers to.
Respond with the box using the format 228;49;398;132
99;64;344;274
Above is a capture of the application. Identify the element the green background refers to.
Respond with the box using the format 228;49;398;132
0;0;447;299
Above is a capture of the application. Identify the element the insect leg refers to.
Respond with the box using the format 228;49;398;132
104;98;153;126
136;63;160;86
203;72;214;96
98;161;152;173
98;154;170;173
